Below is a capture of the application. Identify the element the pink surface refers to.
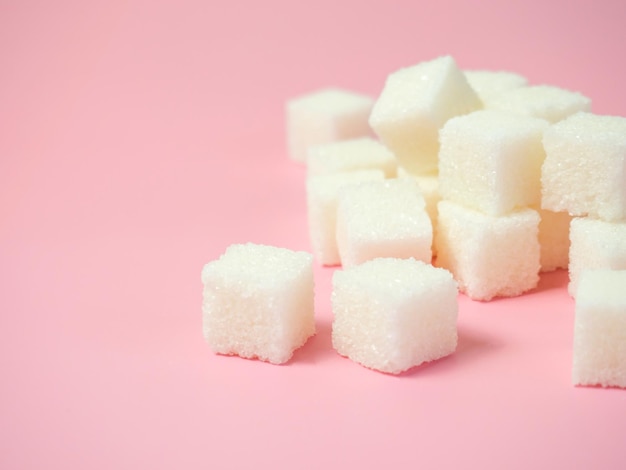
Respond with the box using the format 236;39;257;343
2;1;626;468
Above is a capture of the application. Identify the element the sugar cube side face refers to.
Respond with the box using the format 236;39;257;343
541;112;626;222
306;137;397;178
572;270;626;388
369;55;482;175
464;70;528;104
336;179;431;268
331;258;458;374
306;170;385;265
286;88;374;162
482;85;591;123
435;200;540;301
201;243;315;364
535;207;572;272
568;217;626;297
439;110;549;216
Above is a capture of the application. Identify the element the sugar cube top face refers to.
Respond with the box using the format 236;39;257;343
332;258;458;374
306;137;397;178
306;169;385;265
568;217;626;297
542;112;626;222
438;110;549;216
464;70;528;103
201;243;315;365
369;55;482;175
286;88;374;162
573;270;626;388
483;85;591;123
336;178;431;267
435;201;541;301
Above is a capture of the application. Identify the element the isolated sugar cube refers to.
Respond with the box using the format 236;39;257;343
464;70;528;103
369;55;481;175
568;217;626;297
286;88;374;162
483;85;591;123
201;243;315;364
542;112;626;222
435;200;540;301
306;137;397;177
336;179;432;268
307;169;385;265
332;258;458;374
439;110;549;216
536;207;572;272
572;270;626;388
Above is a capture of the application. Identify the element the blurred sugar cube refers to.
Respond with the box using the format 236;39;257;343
464;70;528;104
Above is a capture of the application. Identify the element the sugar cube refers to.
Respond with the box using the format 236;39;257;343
541;112;626;222
435;200;540;301
464;70;528;103
286;88;374;162
306;137;397;177
572;270;626;388
336;179;432;268
536;207;572;272
568;217;626;297
201;243;315;364
439;110;549;216
483;85;591;123
369;55;481;175
307;169;385;265
331;258;458;374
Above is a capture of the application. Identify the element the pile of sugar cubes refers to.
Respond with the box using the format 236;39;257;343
201;55;626;385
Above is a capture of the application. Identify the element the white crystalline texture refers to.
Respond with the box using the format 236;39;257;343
439;110;549;216
572;270;626;388
568;217;626;297
306;137;397;177
464;70;528;104
483;85;591;123
541;112;626;222
336;178;432;268
535;207;572;272
369;55;482;175
286;88;374;162
306;169;385;266
435;200;540;301
331;258;458;374
201;243;315;364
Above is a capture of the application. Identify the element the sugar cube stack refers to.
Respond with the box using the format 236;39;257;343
336;178;432;268
286;88;374;162
306;137;397;178
201;243;315;364
572;270;626;388
369;55;482;175
331;258;458;374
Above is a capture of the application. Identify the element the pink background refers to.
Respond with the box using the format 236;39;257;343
2;1;626;468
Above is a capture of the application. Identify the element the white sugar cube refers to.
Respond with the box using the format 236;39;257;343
435;200;540;301
286;88;374;162
536;207;572;272
336;179;432;268
568;217;626;297
369;55;481;175
573;270;626;388
464;70;528;103
483;85;591;123
332;258;458;374
541;112;626;222
439;110;549;216
307;170;385;265
306;137;397;177
201;243;315;364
